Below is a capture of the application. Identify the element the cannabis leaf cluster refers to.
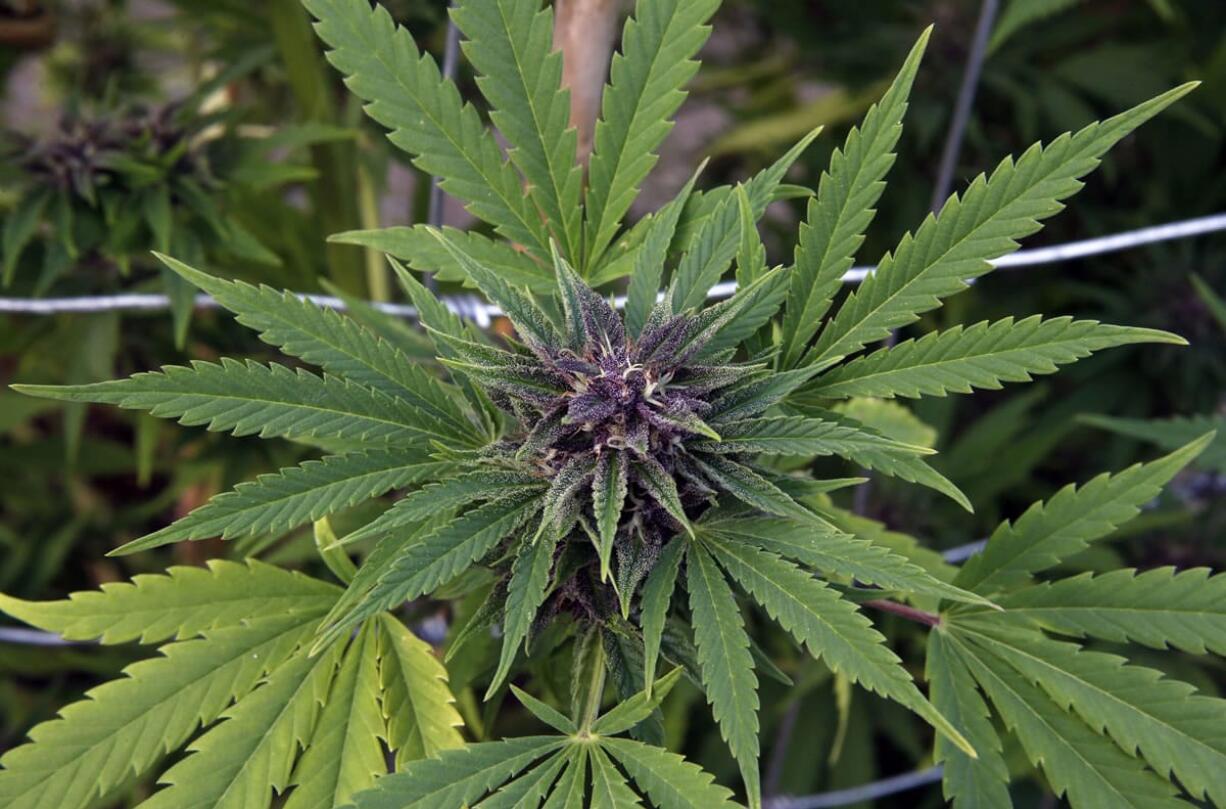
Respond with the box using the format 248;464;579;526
2;0;1222;807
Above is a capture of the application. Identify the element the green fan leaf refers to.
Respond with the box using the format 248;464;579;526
116;449;449;554
488;527;564;698
778;29;929;369
960;617;1226;804
0;613;324;809
302;0;550;254
428;228;560;351
0;559;337;644
542;747;589;809
321;493;544;641
13;359;441;446
378;615;466;766
999;567;1226;655
693;415;929;458
138;642;343;809
155;253;483;443
784;403;971;510
624;164;704;337
689;453;827;526
584;0;720;269
590;745;646;809
702;535;975;757
452;0;582;261
331;225;555;293
594;668;683;738
640;537;685;694
339;470;545;546
806;317;1185;400
593;450;629;581
284;625;385;809
955;433;1214;594
669;128;821;313
601;737;741;809
926;630;1012;809
348;736;566;809
698;515;992;607
475;751;570;809
510;686;576;735
956;629;1191;809
686;542;761;808
806;84;1198;370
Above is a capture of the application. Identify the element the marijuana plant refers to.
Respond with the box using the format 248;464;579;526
2;0;1222;807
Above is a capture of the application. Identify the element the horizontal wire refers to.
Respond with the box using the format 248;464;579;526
1;212;1223;319
765;766;944;809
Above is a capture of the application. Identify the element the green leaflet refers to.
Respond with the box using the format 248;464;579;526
697;515;992;607
955;630;1190;809
806;317;1185;400
331;225;555;293
593;450;629;581
669;128;821;313
378;615;466;766
956;434;1213;594
338;470;545;546
623;164;704;337
542;747;588;809
476;750;569;808
692;415;930;458
348;736;566;809
0;559;336;644
429;227;560;351
685;542;761;808
999;567;1226;654
584;0;719;270
302;0;550;254
594;668;683;738
155;253;483;443
320;493;543;643
488;528;564;698
589;745;646;808
138;642;344;809
805;83;1198;370
0;613;322;809
927;631;1011;809
784;402;972;510
640;537;685;695
960;617;1226;804
13;359;438;447
701;535;975;757
688;453;827;525
451;0;582;262
601;738;742;809
990;0;1085;51
778;29;929;369
116;449;450;554
285;625;386;809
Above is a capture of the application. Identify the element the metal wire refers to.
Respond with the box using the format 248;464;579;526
765;766;944;809
0;628;84;646
2;212;1223;319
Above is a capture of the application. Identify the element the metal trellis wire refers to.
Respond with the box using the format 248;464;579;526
765;766;945;809
1;211;1224;321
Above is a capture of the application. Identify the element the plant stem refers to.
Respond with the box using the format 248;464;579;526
580;636;608;732
863;599;941;627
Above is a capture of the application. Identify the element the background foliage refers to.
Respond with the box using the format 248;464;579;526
1;0;1223;806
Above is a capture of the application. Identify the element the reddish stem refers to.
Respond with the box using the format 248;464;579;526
864;599;941;627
